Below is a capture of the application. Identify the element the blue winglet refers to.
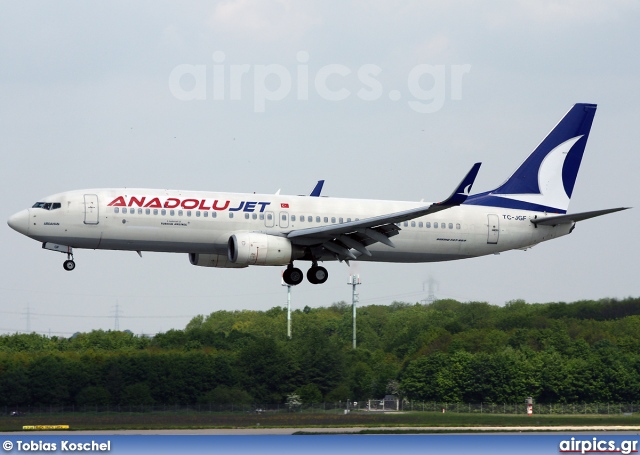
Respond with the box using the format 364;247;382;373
310;180;325;197
437;162;481;206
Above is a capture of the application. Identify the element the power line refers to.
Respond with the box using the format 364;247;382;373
0;310;193;319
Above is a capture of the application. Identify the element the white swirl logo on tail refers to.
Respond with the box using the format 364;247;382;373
495;135;583;211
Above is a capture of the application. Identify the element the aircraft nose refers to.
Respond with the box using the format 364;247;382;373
8;209;29;235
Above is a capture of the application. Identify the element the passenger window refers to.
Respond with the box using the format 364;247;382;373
449;223;453;229
153;209;158;215
245;213;250;219
161;209;166;216
403;222;408;227
177;210;182;216
204;212;209;218
229;213;234;218
252;213;257;220
411;221;416;227
114;207;120;214
324;217;328;223
259;214;264;220
282;214;286;221
170;210;175;216
212;212;217;218
145;209;150;215
316;216;320;222
339;217;343;223
187;211;191;217
434;222;438;228
308;216;312;222
299;216;304;222
347;218;351;222
196;211;201;217
418;222;423;228
331;217;336;223
267;214;273;220
138;208;142;215
291;215;296;221
426;222;431;228
456;223;461;229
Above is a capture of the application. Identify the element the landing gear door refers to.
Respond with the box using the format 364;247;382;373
487;214;499;244
84;194;99;225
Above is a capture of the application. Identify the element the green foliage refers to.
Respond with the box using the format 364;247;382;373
1;297;640;406
198;386;252;405
295;384;323;403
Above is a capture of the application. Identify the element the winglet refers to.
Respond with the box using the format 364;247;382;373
310;180;325;197
437;162;481;206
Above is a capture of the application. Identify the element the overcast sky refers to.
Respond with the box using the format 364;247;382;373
1;1;638;336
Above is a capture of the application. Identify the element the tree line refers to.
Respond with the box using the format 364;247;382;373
1;297;639;407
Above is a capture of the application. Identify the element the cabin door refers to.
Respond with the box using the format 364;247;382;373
487;214;499;244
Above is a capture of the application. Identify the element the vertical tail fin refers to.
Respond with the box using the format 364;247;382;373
465;103;597;213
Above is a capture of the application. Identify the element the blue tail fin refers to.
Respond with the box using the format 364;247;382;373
465;103;597;213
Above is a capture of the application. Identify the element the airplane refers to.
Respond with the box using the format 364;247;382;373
7;103;629;286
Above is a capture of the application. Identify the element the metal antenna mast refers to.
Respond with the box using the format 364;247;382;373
112;301;121;331
421;276;439;305
281;273;292;339
23;304;32;333
348;274;361;349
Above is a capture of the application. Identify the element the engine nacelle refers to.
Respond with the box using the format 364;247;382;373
189;253;248;268
228;232;297;266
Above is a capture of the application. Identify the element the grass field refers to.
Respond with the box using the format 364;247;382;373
2;410;640;432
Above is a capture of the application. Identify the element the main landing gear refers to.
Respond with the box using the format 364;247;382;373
282;262;328;286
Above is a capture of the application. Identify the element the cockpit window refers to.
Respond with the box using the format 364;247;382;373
32;202;62;210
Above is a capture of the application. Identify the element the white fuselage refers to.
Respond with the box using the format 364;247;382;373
12;188;572;264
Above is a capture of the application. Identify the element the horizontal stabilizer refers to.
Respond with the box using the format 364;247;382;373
531;207;630;226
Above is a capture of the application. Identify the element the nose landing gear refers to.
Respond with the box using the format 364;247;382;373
63;252;75;271
42;242;76;271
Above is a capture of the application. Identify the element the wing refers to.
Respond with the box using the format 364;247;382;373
286;163;481;261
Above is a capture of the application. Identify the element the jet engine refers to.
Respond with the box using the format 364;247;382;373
228;232;300;266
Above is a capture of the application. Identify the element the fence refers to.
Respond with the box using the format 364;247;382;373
4;402;640;416
406;402;640;415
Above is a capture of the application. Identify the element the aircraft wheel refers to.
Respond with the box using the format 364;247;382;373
283;267;303;286
307;266;328;285
63;260;76;271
